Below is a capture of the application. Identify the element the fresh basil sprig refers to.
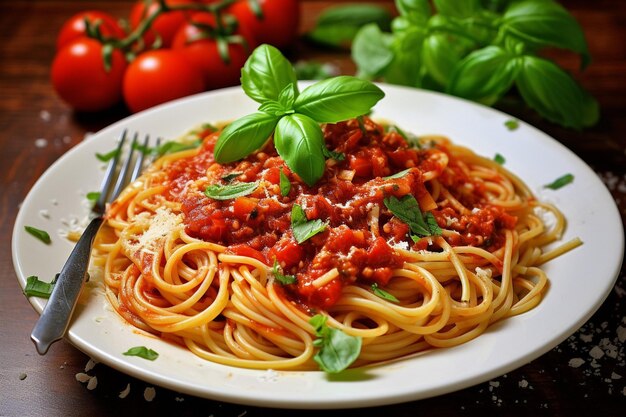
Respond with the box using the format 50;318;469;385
309;314;362;373
352;0;597;129
214;44;385;186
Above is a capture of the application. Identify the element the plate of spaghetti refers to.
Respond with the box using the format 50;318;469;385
13;80;623;409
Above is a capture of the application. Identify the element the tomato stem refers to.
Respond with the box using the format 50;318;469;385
93;0;240;59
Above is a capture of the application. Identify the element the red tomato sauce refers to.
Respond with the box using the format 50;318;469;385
163;118;517;311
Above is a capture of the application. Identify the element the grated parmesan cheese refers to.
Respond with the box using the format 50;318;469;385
125;207;183;253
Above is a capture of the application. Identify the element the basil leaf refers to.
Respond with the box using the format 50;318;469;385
25;226;51;244
95;148;119;162
294;60;337;81
371;283;399;303
494;153;506;165
279;170;291;197
384;28;425;87
515;56;599;129
24;275;56;298
221;171;243;182
384;195;441;238
352;23;395;78
123;346;159;361
291;204;326;243
278;83;297;110
307;4;392;48
258;100;293;117
241;44;298;103
447;46;520;106
294;76;385;123
395;0;431;23
422;33;472;87
205;181;259;200
384;168;411;179
156;139;202;156
322;147;345;161
434;0;481;18
274;114;326;186
86;191;101;202
272;260;297;285
309;314;362;373
214;112;279;163
544;173;574;190
504;119;519;131
316;4;392;28
502;0;590;68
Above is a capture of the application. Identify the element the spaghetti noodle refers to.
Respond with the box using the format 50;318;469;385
93;117;580;371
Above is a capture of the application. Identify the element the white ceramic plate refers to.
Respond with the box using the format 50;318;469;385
13;84;624;409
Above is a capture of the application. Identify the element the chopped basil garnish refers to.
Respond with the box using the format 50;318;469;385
383;195;442;239
24;226;51;244
291;204;326;244
384;168;411;179
544;173;574;190
221;171;243;183
279;171;291;197
123;346;159;361
95;148;120;162
370;283;399;303
494;153;506;165
23;275;56;298
204;181;259;200
272;260;297;285
505;119;520;131
156;139;202;156
322;147;345;161
386;125;421;148
86;191;101;202
309;314;362;373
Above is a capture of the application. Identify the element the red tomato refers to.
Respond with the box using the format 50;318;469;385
56;10;126;50
268;239;303;269
129;0;195;49
172;12;255;89
51;38;127;112
123;49;205;113
228;0;300;49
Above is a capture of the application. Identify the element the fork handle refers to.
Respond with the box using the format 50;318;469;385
31;216;104;354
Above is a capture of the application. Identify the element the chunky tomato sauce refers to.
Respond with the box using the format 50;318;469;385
164;118;517;310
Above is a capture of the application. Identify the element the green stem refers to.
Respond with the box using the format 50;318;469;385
109;0;239;52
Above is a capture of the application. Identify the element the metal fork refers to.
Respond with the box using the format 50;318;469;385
31;130;152;354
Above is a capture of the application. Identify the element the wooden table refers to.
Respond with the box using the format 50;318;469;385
1;1;624;416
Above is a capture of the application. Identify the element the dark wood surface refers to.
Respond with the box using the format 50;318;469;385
1;1;625;416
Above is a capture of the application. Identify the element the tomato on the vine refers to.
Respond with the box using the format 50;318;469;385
129;0;195;49
51;38;127;112
227;0;300;49
172;12;255;90
123;49;205;113
56;10;126;51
